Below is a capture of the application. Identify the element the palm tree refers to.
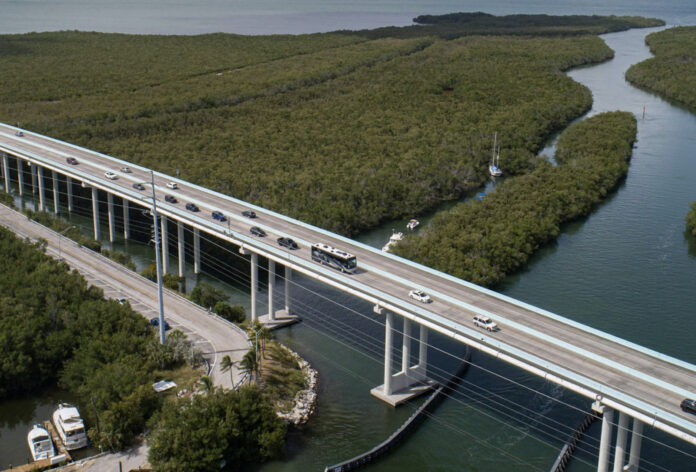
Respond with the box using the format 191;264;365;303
199;375;214;394
220;355;235;386
239;349;259;385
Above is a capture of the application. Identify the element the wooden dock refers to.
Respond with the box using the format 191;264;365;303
43;420;72;462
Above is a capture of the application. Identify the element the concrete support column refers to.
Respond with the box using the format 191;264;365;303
193;228;201;274
268;260;276;321
160;215;169;273
250;253;258;321
383;312;394;396
66;177;73;212
594;403;614;472
284;267;292;315
417;324;428;378
17;158;24;196
30;163;37;195
52;170;60;214
401;318;411;375
613;411;630;472
177;220;185;277
37;166;45;211
2;153;9;192
107;193;116;242
626;419;643;472
91;187;100;240
123;199;130;240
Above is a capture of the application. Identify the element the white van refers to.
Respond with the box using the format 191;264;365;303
473;315;499;332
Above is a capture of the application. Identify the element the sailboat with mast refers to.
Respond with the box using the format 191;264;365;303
489;132;502;177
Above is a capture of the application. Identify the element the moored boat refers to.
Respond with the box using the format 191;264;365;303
52;403;88;451
489;132;503;177
382;230;404;252
27;424;56;461
406;219;419;230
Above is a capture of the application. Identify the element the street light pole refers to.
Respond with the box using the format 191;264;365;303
150;171;166;345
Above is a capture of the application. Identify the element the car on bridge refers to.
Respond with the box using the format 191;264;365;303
66;157;78;165
150;317;171;330
186;202;199;212
242;210;257;218
132;183;145;191
408;289;432;303
250;226;266;237
166;182;178;189
682;398;696;415
120;166;132;173
212;211;226;222
164;195;178;204
15;130;23;137
277;237;298;249
104;171;117;180
473;315;499;332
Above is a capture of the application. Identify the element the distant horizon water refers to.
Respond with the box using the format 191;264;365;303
0;0;694;35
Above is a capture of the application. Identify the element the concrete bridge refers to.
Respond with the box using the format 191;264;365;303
1;123;695;472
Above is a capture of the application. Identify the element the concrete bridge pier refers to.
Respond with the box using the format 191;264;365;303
193;228;201;274
52;170;60;214
177;220;185;277
371;308;434;406
160;215;169;273
285;267;292;315
17;158;24;196
37;166;46;211
257;261;298;329
591;401;645;472
123;199;130;240
30;162;37;195
2;152;9;192
613;411;630;472
91;187;100;240
66;177;73;212
107;193;116;242
625;419;643;472
239;247;258;322
593;402;614;472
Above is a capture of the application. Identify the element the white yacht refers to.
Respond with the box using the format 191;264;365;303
52;403;88;451
27;424;56;461
489;132;503;177
382;230;404;252
406;219;419;230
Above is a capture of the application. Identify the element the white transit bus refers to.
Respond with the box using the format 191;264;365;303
311;243;357;273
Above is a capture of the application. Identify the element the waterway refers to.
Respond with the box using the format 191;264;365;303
2;4;696;472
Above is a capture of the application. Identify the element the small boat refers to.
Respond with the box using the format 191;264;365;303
489;132;503;177
27;424;55;461
382;230;404;252
52;403;88;451
406;219;419;230
474;192;485;201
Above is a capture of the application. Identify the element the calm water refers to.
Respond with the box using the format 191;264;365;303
2;1;696;470
0;0;695;35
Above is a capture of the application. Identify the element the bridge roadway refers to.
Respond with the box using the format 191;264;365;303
2;123;695;446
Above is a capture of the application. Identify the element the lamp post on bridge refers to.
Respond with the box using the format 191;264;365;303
136;171;167;345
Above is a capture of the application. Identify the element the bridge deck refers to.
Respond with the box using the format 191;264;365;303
2;123;695;443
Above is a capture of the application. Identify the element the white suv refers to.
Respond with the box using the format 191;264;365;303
166;182;178;189
473;315;499;332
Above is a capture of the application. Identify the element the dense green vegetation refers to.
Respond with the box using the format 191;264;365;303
394;112;637;286
0;16;642;235
147;386;285;471
0;225;201;450
626;27;696;111
687;202;696;237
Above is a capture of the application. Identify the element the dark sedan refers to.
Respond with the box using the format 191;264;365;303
186;202;200;212
150;317;171;330
250;226;266;237
242;210;257;218
277;237;298;249
682;398;696;415
133;183;146;191
212;211;226;222
66;157;79;165
164;195;178;204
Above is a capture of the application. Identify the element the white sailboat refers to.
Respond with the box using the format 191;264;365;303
489;132;502;177
27;424;56;461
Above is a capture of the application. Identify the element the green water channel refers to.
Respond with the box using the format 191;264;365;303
2;26;696;471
